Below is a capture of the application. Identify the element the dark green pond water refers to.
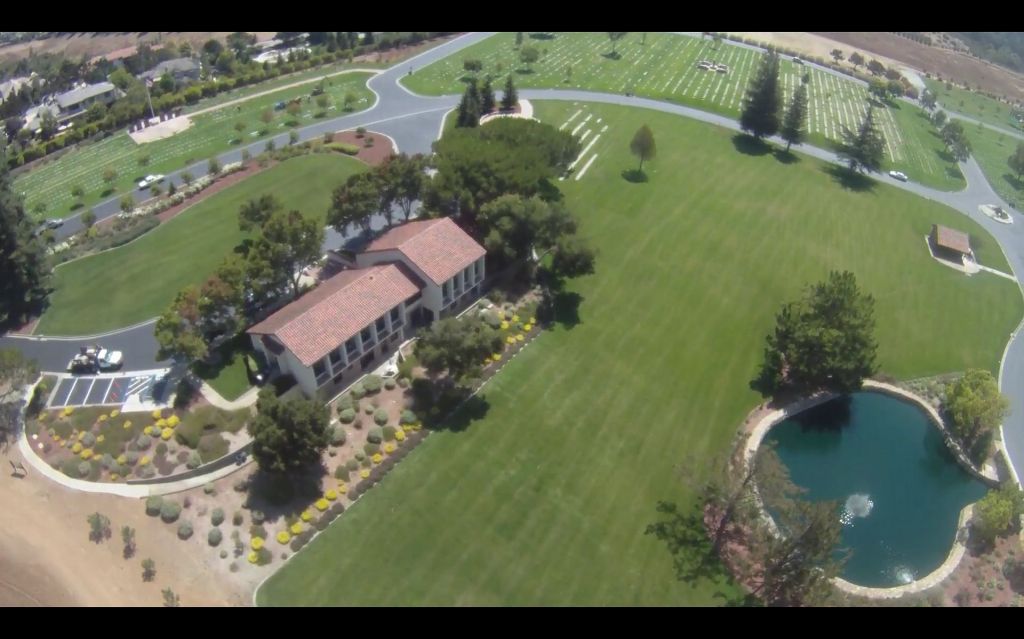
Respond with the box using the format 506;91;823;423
764;391;988;588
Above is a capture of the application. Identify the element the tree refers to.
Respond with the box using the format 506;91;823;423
931;110;947;128
329;171;378;237
70;184;84;202
162;587;180;607
830;49;844;64
848;52;864;70
141;558;156;582
515;32;523;48
289;130;299;145
945;369;1008;457
1010;142;1024;182
155;285;208;362
316;93;330;111
0;146;50;326
200;254;246;332
138;153;150;167
39;110;58;141
414;317;503;386
102;167;118;190
463;58;483;75
343;91;357;111
629;124;657;172
247;209;324;297
740;49;783;141
519;45;539;71
119;195;134;214
81;210;96;229
940;120;972;162
780;84;808;152
867;59;886;76
260;109;274;125
920;90;937;111
501;75;518;111
248;387;330;474
973;486;1024;546
286;101;301;118
887;78;905;99
480;76;496;114
836;105;886;174
87;512;111;543
478;195;577;266
607;32;628;56
0;349;38;406
868;77;890;102
751;271;877;398
207;157;221;176
455;79;481;128
121;525;136;558
238;194;282;232
549;235;596;281
181;171;194;186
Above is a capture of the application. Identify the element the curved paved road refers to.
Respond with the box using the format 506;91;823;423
6;32;1024;484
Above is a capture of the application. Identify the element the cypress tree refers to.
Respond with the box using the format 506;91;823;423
480;76;496;115
740;49;783;140
837;105;886;173
501;75;518;111
781;84;809;152
0;143;51;326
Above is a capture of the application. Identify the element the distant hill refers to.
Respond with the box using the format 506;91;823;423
955;33;1024;74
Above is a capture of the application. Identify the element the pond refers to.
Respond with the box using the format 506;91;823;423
764;391;988;588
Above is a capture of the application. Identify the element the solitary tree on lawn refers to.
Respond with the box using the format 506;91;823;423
607;32;628;56
520;45;539;71
830;49;844;64
848;52;864;70
780;84;808;153
740;49;783;141
1010;141;1024;183
629;124;657;173
941;120;972;162
837;105;886;174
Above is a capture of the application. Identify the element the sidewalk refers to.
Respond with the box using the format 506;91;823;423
200;382;260;410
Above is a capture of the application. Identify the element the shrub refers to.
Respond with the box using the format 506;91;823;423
383;425;397;441
339;408;356;424
367;427;383;444
327;142;360;155
203;483;216;495
398;377;410;388
177;521;194;540
156;441;168;456
211;508;225;527
351;383;367;399
290;537;305;552
81;432;96;447
364;442;380;455
160;501;182;523
251;510;266;524
78;460;92;477
134;434;151;450
315;518;330;531
353;417;364;430
364;404;374;415
346;459;359;472
337;395;355;411
126;451;140;465
363;375;382;393
233;511;244;526
331;425;347;446
384;378;397;390
197;433;229;462
355;451;366;462
374;409;389;426
186;451;202;469
145;496;163;516
334;465;349;479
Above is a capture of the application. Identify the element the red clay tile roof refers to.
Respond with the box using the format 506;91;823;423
933;224;971;254
247;265;418;367
363;218;485;286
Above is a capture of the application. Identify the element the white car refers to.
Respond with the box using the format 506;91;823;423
96;348;124;370
888;170;909;182
138;174;165;189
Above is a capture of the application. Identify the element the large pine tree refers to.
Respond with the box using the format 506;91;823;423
455;79;481;128
0;143;50;327
740;49;783;140
501;75;518;111
780;84;809;153
837;105;886;173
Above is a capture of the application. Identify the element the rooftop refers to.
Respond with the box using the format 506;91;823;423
55;82;116;109
933;224;971;254
363;218;486;286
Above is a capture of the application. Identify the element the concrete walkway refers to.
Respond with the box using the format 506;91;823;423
200;383;260;411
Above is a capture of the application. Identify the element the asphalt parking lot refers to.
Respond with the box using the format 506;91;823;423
48;372;168;409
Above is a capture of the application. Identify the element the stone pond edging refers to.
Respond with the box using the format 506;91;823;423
741;379;996;601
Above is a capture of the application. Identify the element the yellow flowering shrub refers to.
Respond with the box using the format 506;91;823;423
251;537;265;550
143;425;153;436
110;473;119;481
161;428;173;440
72;442;83;454
529;316;536;324
338;483;348;494
492;352;502;361
248;551;259;564
300;510;313;522
516;334;525;342
76;431;85;441
512;314;520;323
395;430;406;441
372;453;383;465
523;324;532;332
325;489;338;501
500;321;510;330
110;409;120;418
64;406;74;417
384;442;396;454
98;414;108;422
290;522;303;535
506;336;516;345
166;415;180;428
123;420;132;430
80;449;93;460
360;469;370;479
155;418;167;429
97;434;105;443
139;456;150;466
152;409;162;420
117;454;127;465
276;531;290;544
315;498;329;511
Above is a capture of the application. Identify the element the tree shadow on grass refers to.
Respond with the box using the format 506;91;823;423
515;68;535;75
622;168;648;183
821;164;877;193
192;333;252;386
731;133;772;157
550;290;583;329
435;394;490;434
69;202;84;211
773;149;800;164
529;33;556;40
645;500;738;586
601;51;622;61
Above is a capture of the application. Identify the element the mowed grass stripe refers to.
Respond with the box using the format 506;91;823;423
257;102;1020;606
37;154;366;335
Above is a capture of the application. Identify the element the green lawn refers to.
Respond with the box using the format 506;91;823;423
17;73;374;219
37;153;367;335
193;334;256;401
964;122;1024;207
923;78;1024;133
257;102;1022;606
405;32;962;189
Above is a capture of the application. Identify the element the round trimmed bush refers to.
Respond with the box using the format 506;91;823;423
100;453;115;469
126;451;140;465
355;451;366;462
384;378;397;390
134;434;151;450
186;451;202;469
363;375;382;394
334;465;348;479
345;459;359;472
208;528;223;546
364;404;374;415
331;425;346;445
233;511;244;526
211;507;225;527
251;510;266;524
337;394;355;411
177;521;193;540
351;384;366;400
338;408;356;424
156;442;168;456
290;538;304;552
398;377;410;388
401;410;417;425
373;409;389;426
383;426;396;441
367;427;383;444
364;442;380;455
160;501;182;523
81;432;96;447
145;496;163;516
77;460;91;477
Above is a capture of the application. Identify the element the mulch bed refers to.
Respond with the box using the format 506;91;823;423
331;130;396;167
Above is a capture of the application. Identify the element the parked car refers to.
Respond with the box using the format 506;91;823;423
67;345;124;374
888;170;909;182
793;57;804;65
137;174;165;189
274;101;286;111
45;218;64;229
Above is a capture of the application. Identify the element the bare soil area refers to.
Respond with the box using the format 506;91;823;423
0;33;277;66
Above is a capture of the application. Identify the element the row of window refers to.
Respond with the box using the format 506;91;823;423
442;259;485;307
313;304;405;386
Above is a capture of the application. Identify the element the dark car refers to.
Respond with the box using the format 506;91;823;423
274;101;286;111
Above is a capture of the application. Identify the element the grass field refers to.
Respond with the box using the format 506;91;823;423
15;73;374;219
193;334;255;401
36;154;367;335
924;78;1024;133
964;122;1024;208
256;102;1021;606
405;32;962;190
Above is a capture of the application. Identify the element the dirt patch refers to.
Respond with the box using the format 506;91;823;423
0;33;277;66
330;130;396;167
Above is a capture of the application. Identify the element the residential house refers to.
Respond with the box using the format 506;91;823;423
53;82;121;121
137;58;201;85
